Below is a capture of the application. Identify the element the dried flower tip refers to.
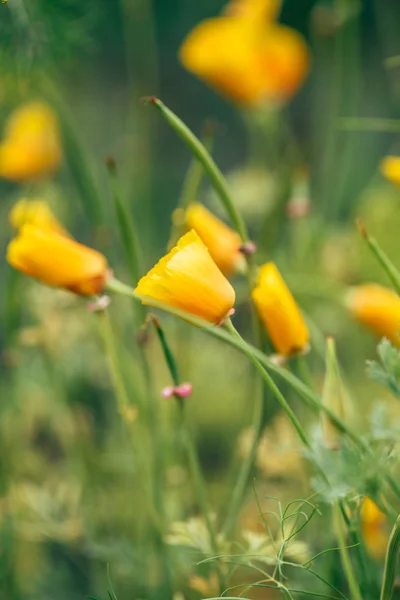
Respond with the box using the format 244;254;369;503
105;156;117;172
239;241;257;255
217;307;236;327
286;196;310;219
87;295;111;312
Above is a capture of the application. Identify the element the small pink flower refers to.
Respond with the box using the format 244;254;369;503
161;383;193;399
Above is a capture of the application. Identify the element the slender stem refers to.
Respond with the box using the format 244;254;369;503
151;318;226;592
147;98;249;243
222;376;264;538
333;504;363;600
380;515;400;600
107;276;137;297
357;220;400;295
224;319;312;449
99;307;172;597
340;118;400;133
98;310;136;429
41;75;104;227
167;128;214;249
221;318;316;539
178;402;226;591
107;161;143;287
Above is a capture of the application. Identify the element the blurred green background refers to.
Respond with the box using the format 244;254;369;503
1;1;400;599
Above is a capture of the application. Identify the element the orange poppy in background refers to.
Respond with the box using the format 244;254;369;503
185;203;246;276
345;284;400;346
179;0;309;106
7;201;108;296
0;102;62;182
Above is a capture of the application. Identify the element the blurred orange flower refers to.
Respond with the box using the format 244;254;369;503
252;262;309;355
345;284;400;346
380;156;400;187
361;497;389;560
179;3;309;106
7;202;108;296
0;102;62;182
10;198;68;236
134;230;235;324
185;203;246;276
224;0;281;21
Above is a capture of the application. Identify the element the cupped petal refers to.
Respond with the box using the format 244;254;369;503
135;230;236;324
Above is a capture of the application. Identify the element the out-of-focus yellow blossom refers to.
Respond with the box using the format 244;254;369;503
0;102;62;182
361;497;389;560
380;156;400;188
239;413;304;479
252;262;309;355
134;230;235;324
179;8;309;106
7;203;108;296
345;284;400;346
224;0;281;21
10;198;68;236
185;203;246;276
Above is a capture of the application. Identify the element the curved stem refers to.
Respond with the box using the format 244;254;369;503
333;503;363;600
224;319;312;449
98;310;136;429
152;318;226;593
147;98;249;243
221;364;264;538
380;514;400;600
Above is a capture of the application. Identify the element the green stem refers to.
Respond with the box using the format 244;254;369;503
357;220;400;295
151;318;226;593
224;319;312;449
147;98;249;243
41;75;104;227
221;369;264;538
340;118;400;133
333;503;363;600
107;160;143;287
178;402;226;592
380;515;400;600
167;128;214;249
98;310;135;427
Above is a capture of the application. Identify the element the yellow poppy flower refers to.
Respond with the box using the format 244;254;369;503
179;14;309;105
361;497;388;560
224;0;281;21
134;230;235;324
7;224;108;296
0;102;62;182
380;156;400;187
345;284;400;346
9;198;68;236
252;262;309;355
185;203;246;276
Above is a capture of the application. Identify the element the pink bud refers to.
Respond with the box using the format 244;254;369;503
162;386;175;399
161;383;193;399
175;383;193;398
239;241;257;256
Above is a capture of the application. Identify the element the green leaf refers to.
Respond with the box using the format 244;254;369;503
366;339;400;399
